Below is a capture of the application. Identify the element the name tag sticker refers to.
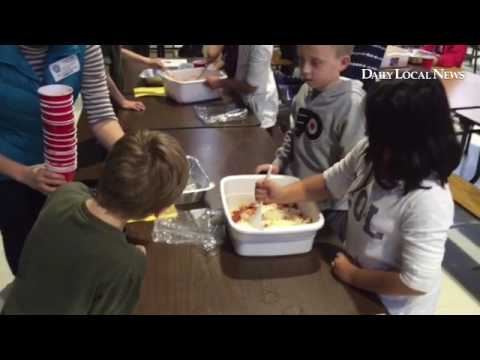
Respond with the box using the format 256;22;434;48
49;55;80;82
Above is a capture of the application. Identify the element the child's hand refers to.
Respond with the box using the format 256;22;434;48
205;75;223;89
331;253;358;285
255;179;283;204
120;99;146;112
255;164;279;175
135;245;147;255
149;58;165;70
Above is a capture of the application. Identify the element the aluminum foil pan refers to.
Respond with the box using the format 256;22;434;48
176;155;215;205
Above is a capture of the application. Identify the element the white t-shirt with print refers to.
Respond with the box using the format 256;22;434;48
323;139;454;315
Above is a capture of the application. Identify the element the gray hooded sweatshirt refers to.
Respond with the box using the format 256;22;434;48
273;77;366;211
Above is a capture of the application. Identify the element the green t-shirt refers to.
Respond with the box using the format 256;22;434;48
3;182;147;315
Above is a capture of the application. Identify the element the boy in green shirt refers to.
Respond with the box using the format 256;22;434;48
2;130;189;314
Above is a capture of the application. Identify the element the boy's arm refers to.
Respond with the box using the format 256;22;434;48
272;129;294;171
272;92;300;171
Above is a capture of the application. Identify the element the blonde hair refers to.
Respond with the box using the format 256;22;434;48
297;45;354;58
96;129;189;219
329;45;354;57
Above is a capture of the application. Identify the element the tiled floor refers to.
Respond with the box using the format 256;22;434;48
0;236;13;289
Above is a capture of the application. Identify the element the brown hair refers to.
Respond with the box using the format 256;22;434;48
96;129;189;219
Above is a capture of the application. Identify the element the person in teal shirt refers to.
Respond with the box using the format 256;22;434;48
0;45;125;275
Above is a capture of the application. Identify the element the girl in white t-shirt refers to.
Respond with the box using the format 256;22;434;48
256;75;463;315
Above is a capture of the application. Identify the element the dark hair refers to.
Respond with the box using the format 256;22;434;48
96;130;189;219
363;74;462;194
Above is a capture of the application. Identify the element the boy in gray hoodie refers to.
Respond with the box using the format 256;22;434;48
256;45;366;240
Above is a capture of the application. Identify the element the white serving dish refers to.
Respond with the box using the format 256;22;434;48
160;68;227;104
220;175;324;257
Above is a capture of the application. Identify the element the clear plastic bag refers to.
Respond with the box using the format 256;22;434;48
152;208;226;254
194;103;248;125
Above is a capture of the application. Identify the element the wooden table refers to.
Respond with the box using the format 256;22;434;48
132;233;384;315
442;71;480;110
455;108;480;183
449;175;480;219
384;46;480;110
118;96;260;131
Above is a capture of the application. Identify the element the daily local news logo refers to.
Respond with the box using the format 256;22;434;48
362;69;466;80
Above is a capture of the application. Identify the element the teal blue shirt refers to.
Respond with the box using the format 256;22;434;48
0;45;86;181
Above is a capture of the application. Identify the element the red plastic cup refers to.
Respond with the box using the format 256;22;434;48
41;111;75;122
38;85;74;103
42;121;75;135
44;150;77;161
40;103;74;114
44;159;77;168
43;136;77;146
44;141;77;152
422;58;434;71
40;97;74;107
44;136;76;146
43;129;77;139
42;118;75;126
45;157;77;167
44;154;77;166
44;147;76;156
45;163;77;182
43;138;77;146
45;158;77;168
62;172;76;182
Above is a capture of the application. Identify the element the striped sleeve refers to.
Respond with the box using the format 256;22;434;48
342;45;387;81
273;128;294;171
81;45;118;125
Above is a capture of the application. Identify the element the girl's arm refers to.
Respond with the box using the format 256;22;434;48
332;254;425;296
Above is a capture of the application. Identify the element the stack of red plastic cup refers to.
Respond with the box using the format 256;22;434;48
38;84;77;182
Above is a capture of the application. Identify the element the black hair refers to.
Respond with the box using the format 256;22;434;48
363;73;462;195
